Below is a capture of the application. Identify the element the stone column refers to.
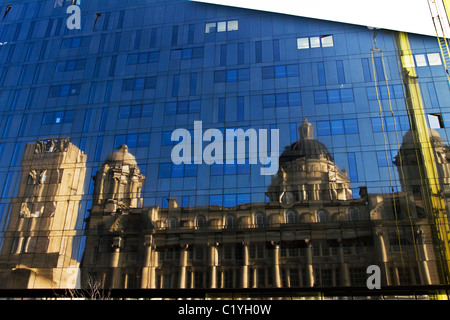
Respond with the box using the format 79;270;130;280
241;242;249;288
285;268;290;287
110;236;122;288
141;235;153;288
305;239;314;287
375;231;391;286
112;177;119;200
189;267;194;288
337;240;350;286
416;229;431;285
209;243;218;288
272;241;281;288
14;237;24;254
178;244;189;288
150;249;158;288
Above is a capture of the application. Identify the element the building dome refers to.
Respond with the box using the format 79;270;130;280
279;118;334;167
105;145;138;165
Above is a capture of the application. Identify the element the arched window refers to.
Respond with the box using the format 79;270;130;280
225;215;236;229
254;212;265;228
196;215;206;229
317;210;327;222
286;210;297;224
348;208;360;221
168;217;178;229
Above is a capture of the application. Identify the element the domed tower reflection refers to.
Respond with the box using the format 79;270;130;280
267;118;352;205
394;128;450;202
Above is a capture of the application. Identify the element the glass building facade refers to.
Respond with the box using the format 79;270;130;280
0;0;449;298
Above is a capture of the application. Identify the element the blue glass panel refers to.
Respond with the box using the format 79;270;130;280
165;102;177;115
18;115;28;137
142;104;153;117
262;66;274;79
337;60;345;84
210;195;223;206
290;123;298;143
330;120;345;134
138;53;149;64
184;164;197;177
255;41;262;63
224;194;237;207
288;92;301;106
274;65;287;78
220;44;227;66
10;143;21;166
317;121;331;135
56;62;66;72
171;49;181;60
172;163;184;177
83;109;92;132
2;172;13;198
42;113;53;125
344;119;358;134
238;69;249;81
211;163;224;175
427;82;439;108
348;152;358;182
362;58;372;82
192;47;204;59
162;132;174;145
114;135;127;148
188;24;195;44
263;94;275;108
214;71;226;83
374;57;385;81
119;106;131;119
99;108;108;131
159;163;172;178
226;70;238;82
189;100;201;113
190;73;197;95
392;85;404;99
172;75;179;97
376;151;389;167
224;163;237;174
317;62;326;85
218;98;225;122
145;77;157;89
367;87;377;100
237;97;244;121
276;93;288;107
314;90;328;104
340;88;354;102
182;48;193;60
134;78;145;90
64;110;75;123
371;117;385;132
286;64;299;77
126;134;138;148
238;43;245;64
123;79;134;91
129;106;141;118
273;40;280;62
178;101;189;114
327;89;340;103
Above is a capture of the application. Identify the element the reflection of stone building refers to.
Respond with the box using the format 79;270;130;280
80;145;147;288
79;119;441;289
394;128;450;204
0;138;86;288
0;123;445;290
